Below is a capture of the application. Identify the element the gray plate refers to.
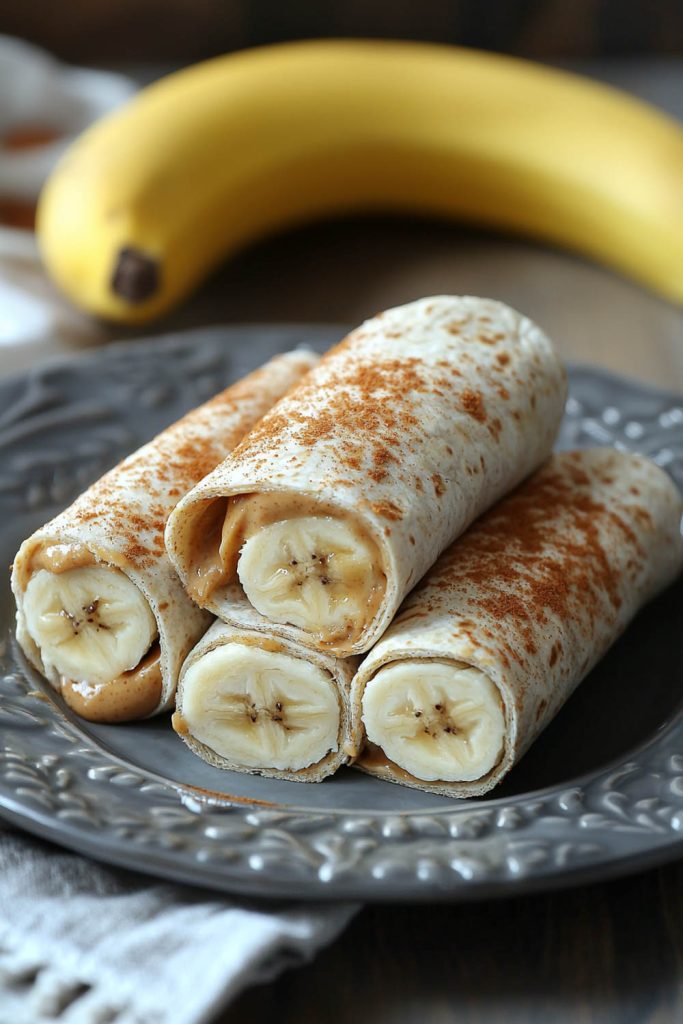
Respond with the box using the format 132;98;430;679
0;325;682;902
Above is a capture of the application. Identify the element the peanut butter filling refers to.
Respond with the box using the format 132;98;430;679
29;541;97;575
182;499;231;604
357;741;426;786
24;542;162;722
60;645;163;723
358;738;499;789
185;493;387;649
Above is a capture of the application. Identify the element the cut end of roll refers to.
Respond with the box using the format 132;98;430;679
360;658;506;784
181;490;388;653
17;545;164;722
235;513;384;647
179;641;342;773
23;561;158;686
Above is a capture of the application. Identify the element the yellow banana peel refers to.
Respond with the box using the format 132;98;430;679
37;40;683;322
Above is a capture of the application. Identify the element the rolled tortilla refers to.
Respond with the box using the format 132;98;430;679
350;449;683;797
165;296;567;656
173;609;359;782
11;350;317;722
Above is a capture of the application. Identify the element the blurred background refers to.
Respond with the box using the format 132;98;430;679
3;0;683;61
1;0;683;386
2;9;682;1024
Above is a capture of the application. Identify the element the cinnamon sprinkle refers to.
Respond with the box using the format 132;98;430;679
370;500;404;521
397;454;650;667
232;356;430;483
460;389;487;423
66;354;312;569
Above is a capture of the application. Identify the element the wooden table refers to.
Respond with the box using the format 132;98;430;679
230;864;683;1023
3;59;683;1023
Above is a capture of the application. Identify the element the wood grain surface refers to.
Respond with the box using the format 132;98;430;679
229;862;683;1023
149;215;683;391
3;0;683;63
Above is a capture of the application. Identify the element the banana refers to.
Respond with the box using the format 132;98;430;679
361;659;505;783
180;643;340;771
23;566;157;686
37;40;683;323
235;516;380;643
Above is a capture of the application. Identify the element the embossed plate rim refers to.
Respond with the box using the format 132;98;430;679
11;636;683;820
0;326;682;902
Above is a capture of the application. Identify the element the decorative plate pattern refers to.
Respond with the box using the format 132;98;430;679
0;326;681;902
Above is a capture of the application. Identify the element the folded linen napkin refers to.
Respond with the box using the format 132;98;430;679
0;823;358;1024
0;34;134;364
0;34;134;201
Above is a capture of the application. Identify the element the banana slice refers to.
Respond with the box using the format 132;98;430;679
181;643;340;771
23;566;157;686
235;516;380;642
361;659;505;782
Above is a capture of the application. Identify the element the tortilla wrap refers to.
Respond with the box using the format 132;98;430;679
351;449;683;797
11;349;317;722
173;608;359;783
165;296;567;655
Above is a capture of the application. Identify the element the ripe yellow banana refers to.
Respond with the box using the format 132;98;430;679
37;40;683;322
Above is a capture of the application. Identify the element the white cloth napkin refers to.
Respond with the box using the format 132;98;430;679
0;228;105;366
0;34;135;200
0;34;133;365
0;824;358;1024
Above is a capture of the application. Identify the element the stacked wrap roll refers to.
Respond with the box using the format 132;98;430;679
173;612;359;782
12;296;681;796
11;350;317;722
165;296;568;658
165;295;568;781
351;449;683;797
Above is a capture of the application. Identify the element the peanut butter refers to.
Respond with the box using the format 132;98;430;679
224;634;286;653
61;645;163;723
186;492;387;648
30;542;96;575
172;710;189;735
182;498;230;604
357;741;427;786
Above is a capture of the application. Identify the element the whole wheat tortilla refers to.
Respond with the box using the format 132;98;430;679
11;350;317;715
166;296;567;655
351;449;683;796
